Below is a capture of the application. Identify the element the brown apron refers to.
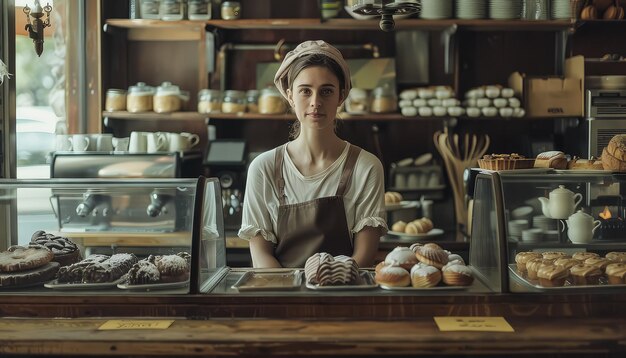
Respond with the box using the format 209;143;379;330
273;143;361;268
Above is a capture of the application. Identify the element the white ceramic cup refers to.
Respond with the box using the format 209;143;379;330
55;134;73;151
70;134;91;152
168;132;200;152
91;134;114;152
146;132;168;153
129;131;148;153
113;137;129;152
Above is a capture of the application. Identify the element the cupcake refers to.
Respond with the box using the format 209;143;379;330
410;264;441;288
605;263;626;284
537;265;568;287
526;258;554;280
442;264;474;286
384;246;419;271
605;252;626;263
514;252;542;273
584;257;613;270
569;264;603;285
553;258;581;270
542;251;569;261
572;252;599;262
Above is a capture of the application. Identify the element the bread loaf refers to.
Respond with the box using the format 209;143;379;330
567;157;604;170
602;135;626;171
534;151;567;169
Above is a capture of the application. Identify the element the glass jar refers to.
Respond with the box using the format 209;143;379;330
259;87;287;115
345;88;368;114
245;90;259;113
139;0;160;20
126;82;155;113
159;0;184;21
370;85;398;113
188;0;211;20
154;81;185;113
198;89;222;113
221;90;246;113
221;1;241;20
105;89;127;112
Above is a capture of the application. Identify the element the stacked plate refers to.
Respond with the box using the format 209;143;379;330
521;228;544;243
489;0;522;19
420;0;453;19
456;0;488;19
508;219;530;239
532;215;557;231
551;0;572;19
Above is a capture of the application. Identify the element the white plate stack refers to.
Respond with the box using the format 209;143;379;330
456;0;488;19
551;0;572;19
489;0;522;19
532;215;557;231
521;228;544;243
420;0;453;19
508;219;530;239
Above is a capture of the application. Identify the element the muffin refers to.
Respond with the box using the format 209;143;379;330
525;258;554;280
514;252;542;273
375;265;410;287
384;246;419;271
415;246;449;269
542;251;569;261
442;264;474;286
569;264;603;285
605;252;626;263
572;252;599;262
410;264;441;288
537;265;569;287
605;263;626;284
553;258;582;271
584;257;613;270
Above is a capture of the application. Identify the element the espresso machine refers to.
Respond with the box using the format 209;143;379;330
203;140;247;231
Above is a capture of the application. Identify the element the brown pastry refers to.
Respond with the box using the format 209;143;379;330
569;264;603;285
605;252;626;263
384;246;419;271
567;157;604;170
384;191;403;205
605;263;626;284
572;252;599;262
526;258;554;280
155;254;190;283
515;252;542;273
542;251;569;261
82;253;138;283
0;262;59;287
391;220;407;233
375;265;410;287
478;153;534;170
553;258;582;270
584;257;613;270
0;245;54;273
408;243;423;254
56;254;109;283
30;231;82;267
127;259;160;285
602;134;626;171
415;246;449;269
442;264;474;286
534;151;567;169
410;264;441;288
537;265;568;287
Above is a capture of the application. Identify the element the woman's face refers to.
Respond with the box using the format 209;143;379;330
287;66;343;132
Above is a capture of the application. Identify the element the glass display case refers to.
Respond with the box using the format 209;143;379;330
469;168;626;293
0;177;227;295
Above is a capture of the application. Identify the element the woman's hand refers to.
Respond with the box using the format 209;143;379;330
352;226;382;268
249;234;282;268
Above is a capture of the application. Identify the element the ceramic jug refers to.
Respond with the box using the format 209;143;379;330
538;185;583;219
564;210;601;244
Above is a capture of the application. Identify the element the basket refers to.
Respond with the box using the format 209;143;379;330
477;158;536;170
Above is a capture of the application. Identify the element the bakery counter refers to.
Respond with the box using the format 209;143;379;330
0;317;625;357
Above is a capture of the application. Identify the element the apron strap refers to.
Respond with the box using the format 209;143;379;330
336;145;361;197
274;144;288;206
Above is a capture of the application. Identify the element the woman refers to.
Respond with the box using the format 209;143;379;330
238;40;387;268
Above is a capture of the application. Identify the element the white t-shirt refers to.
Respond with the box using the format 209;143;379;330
238;142;388;244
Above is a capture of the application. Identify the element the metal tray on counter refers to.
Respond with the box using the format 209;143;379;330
231;269;302;291
305;270;378;290
379;283;466;291
508;264;626;291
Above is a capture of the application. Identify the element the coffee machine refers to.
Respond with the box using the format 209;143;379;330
204;139;247;230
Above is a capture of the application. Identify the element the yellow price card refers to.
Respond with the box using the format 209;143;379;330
433;317;514;332
98;320;174;330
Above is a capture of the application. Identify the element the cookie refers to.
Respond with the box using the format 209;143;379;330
0;245;54;272
0;262;60;287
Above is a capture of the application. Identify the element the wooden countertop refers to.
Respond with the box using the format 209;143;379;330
0;317;624;356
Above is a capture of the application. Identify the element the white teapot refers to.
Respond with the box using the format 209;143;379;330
538;185;583;219
564;210;601;244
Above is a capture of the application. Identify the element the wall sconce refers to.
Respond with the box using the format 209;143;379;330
23;0;52;57
351;0;421;32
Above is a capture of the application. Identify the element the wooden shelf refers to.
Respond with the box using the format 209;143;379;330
104;18;575;33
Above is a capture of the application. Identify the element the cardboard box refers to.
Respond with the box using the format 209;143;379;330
508;56;584;117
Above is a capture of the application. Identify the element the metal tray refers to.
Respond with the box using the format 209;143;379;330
379;283;467;291
117;280;189;291
508;264;626;291
231;270;302;291
44;277;125;290
305;270;378;290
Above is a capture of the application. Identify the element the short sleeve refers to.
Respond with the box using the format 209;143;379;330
351;153;388;235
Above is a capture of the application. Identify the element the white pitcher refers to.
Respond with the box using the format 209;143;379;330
564;210;601;244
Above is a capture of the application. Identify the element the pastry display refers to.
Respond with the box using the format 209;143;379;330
410;263;441;288
569;264;603;285
304;253;358;286
584;257;613;270
542;251;569;261
514;252;542;273
384;246;419;271
384;191;403;205
375;263;411;287
30;230;82;267
537;265;569;287
605;252;626;263
572;252;598;262
601;134;626;172
605;263;626;284
441;263;474;286
525;258;555;280
414;245;449;269
533;151;568;169
553;258;581;270
478;153;535;170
